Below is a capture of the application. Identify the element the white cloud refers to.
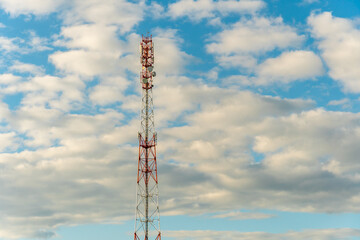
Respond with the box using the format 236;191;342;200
303;0;319;3
0;36;20;52
153;29;193;77
0;0;144;34
212;211;274;220
50;50;120;77
328;98;351;109
62;0;144;32
168;0;265;21
2;74;85;112
148;2;165;19
328;98;349;106
216;54;258;69
0;132;19;151
27;31;51;52
54;23;122;51
10;61;45;76
207;17;304;55
308;12;360;92
0;0;66;16
207;16;304;70
89;76;130;105
0;73;21;84
166;228;360;240
0;31;51;56
0;32;51;55
50;24;126;77
0;74;22;94
208;18;325;86
223;74;252;86
0;0;143;31
205;67;219;81
256;50;324;84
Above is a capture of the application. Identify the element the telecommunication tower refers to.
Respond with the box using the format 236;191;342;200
134;35;161;240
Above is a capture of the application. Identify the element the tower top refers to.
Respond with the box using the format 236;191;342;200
140;35;155;89
142;34;152;42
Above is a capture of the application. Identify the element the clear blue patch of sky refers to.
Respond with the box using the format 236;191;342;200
0;12;62;37
55;222;133;240
266;0;360;23
2;92;23;110
0;11;61;74
250;148;265;163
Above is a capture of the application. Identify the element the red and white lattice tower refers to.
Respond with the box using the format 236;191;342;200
134;34;161;240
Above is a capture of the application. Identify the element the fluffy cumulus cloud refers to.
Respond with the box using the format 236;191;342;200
168;0;265;21
0;32;51;57
207;16;304;69
10;61;45;76
0;0;66;16
207;17;303;54
256;50;324;84
153;28;193;77
0;36;21;52
62;0;144;32
50;24;125;77
309;12;360;92
166;228;360;240
0;0;144;28
207;15;327;86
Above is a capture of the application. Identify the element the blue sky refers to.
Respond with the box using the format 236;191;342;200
0;0;360;239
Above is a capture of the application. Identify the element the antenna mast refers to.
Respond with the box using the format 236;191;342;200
134;34;161;240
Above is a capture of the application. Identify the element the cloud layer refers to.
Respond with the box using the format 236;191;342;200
0;0;359;239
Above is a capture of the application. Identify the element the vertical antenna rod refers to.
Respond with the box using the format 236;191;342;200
134;34;161;240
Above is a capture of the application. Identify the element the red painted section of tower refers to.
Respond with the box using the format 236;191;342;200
137;133;158;184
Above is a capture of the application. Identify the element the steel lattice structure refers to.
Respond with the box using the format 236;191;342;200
134;35;161;240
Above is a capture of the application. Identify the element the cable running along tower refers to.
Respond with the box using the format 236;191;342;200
134;35;161;240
